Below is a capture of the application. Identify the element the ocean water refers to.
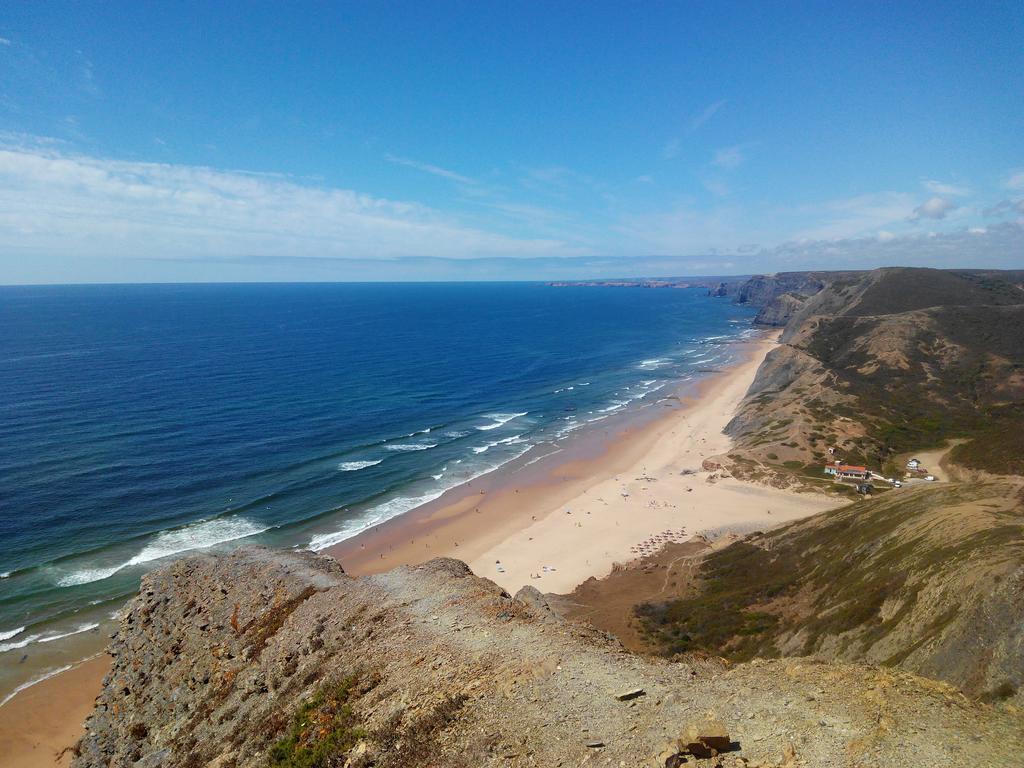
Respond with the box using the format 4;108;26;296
0;282;755;697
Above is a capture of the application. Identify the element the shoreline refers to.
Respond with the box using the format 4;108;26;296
0;329;843;767
326;330;839;594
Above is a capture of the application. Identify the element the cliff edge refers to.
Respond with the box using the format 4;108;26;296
74;547;1023;767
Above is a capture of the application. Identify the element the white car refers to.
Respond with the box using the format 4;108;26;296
893;481;902;488
924;475;936;481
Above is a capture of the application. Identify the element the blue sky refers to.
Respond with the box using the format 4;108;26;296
1;1;1022;283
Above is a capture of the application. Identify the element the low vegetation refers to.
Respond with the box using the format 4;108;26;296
634;481;1024;697
268;676;365;768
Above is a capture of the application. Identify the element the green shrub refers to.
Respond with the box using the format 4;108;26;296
268;677;365;768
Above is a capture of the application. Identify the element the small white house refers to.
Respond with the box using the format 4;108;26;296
906;458;921;470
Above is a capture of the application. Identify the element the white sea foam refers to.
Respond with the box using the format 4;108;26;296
407;427;432;436
475;412;527;431
0;627;25;642
385;442;437;452
0;572;9;579
444;430;470;438
0;633;41;652
54;517;270;587
472;434;523;454
38;623;100;644
0;664;73;708
308;445;533;552
338;460;382;471
637;358;670;370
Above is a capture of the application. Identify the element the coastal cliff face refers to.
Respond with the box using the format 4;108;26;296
74;548;1024;768
712;272;834;327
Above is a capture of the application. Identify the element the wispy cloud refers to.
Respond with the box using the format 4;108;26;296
1005;170;1024;190
690;99;727;132
791;192;917;241
922;178;970;196
0;37;11;46
384;153;477;186
762;222;1024;271
711;145;744;170
0;142;583;262
984;198;1024;217
911;196;957;220
662;138;681;160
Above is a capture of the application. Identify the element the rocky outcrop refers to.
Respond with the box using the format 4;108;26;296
711;272;834;327
74;547;1024;768
733;273;827;309
752;292;809;326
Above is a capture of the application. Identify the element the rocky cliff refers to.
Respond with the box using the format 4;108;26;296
73;548;1023;768
710;272;836;327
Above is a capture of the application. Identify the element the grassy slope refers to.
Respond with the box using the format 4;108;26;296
634;481;1024;700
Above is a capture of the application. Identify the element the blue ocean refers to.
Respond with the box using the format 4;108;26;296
0;282;755;698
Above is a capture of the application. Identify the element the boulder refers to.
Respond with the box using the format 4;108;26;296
679;717;731;757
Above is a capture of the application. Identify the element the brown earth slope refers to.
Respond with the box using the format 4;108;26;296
616;481;1024;703
721;267;1024;481
73;548;1024;768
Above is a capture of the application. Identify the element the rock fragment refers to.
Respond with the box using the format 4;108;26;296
679;717;732;758
615;687;646;701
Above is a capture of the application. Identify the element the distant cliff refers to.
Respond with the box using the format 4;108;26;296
73;548;1024;767
711;271;847;326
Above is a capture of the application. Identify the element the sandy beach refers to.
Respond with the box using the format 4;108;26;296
0;330;841;767
0;655;110;768
328;331;839;592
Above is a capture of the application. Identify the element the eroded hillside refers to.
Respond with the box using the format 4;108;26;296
721;268;1024;482
621;481;1024;702
73;548;1024;768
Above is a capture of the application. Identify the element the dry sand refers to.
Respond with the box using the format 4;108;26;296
0;330;842;767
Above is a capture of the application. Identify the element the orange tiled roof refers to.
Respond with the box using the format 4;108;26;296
837;465;867;472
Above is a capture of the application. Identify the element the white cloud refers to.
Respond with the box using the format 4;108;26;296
1005;170;1024;190
0;37;11;46
761;222;1024;271
911;196;957;220
922;179;970;196
0;143;582;262
384;153;476;185
711;145;744;170
662;138;680;160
